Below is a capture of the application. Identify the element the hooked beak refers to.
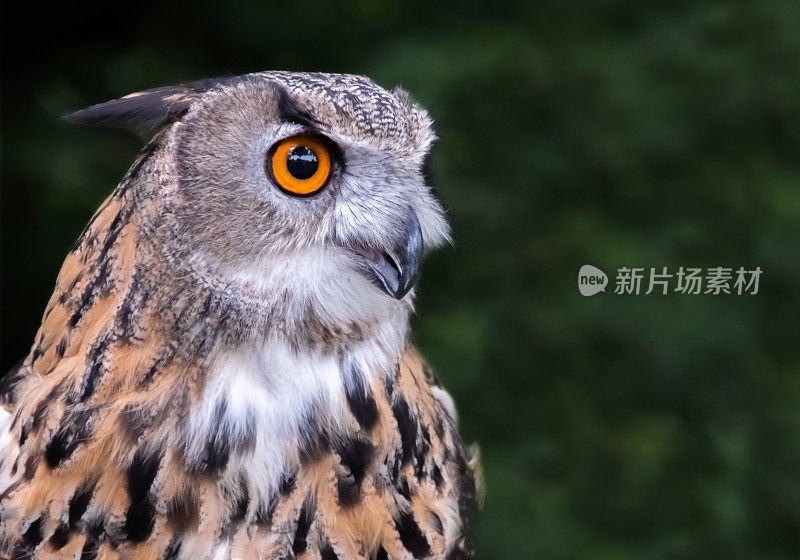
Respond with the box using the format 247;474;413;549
347;209;424;300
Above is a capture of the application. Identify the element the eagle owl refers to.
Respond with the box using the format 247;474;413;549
0;72;481;560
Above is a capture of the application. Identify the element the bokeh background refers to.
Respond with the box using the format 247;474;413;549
3;2;800;558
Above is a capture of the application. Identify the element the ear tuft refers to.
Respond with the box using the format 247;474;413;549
64;77;229;133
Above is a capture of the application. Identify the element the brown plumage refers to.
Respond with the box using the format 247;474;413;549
0;72;481;560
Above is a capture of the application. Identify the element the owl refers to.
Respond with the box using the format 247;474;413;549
0;72;481;560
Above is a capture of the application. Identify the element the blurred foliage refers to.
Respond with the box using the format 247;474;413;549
2;1;800;558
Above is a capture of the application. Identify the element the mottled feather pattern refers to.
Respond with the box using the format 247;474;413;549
0;72;479;559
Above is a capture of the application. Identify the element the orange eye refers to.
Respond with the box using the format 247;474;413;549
267;135;331;196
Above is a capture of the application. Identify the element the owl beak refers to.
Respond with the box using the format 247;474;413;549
349;210;424;300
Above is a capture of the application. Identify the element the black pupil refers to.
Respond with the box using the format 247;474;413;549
286;146;319;180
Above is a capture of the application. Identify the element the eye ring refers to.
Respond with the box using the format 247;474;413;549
267;134;332;197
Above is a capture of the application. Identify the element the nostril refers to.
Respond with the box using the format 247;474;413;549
384;251;402;276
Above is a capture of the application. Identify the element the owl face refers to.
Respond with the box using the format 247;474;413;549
146;73;450;329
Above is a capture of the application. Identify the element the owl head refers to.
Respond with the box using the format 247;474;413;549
69;72;449;348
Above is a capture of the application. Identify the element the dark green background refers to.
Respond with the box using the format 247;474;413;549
2;2;800;558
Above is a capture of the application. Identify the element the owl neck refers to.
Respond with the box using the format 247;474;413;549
141;236;414;364
140;256;412;367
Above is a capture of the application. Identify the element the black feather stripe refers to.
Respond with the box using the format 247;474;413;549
79;537;98;560
124;501;156;543
69;203;133;333
320;543;339;560
49;524;71;550
344;361;379;431
336;437;372;482
30;378;67;435
50;478;97;549
70;480;97;526
394;511;431;558
127;446;163;500
124;445;163;542
78;336;112;402
292;497;316;555
391;397;418;465
24;517;43;546
0;359;25;408
336;436;373;506
45;407;99;468
280;470;297;496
